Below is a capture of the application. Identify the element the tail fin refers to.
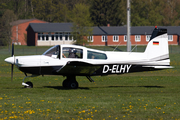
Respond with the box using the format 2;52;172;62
144;27;170;66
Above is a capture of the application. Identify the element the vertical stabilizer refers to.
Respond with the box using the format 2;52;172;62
144;27;169;61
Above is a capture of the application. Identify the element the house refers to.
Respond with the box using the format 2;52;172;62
26;23;73;46
26;23;180;46
91;26;179;46
11;19;47;45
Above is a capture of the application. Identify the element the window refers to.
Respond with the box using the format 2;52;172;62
60;34;63;40
146;35;151;42
88;36;93;42
38;33;43;41
55;32;63;41
113;35;119;42
135;35;141;42
42;45;60;59
39;32;73;41
124;35;127;42
64;32;72;41
102;35;107;42
168;35;173;41
62;47;83;59
46;35;49;41
55;33;58;40
87;50;107;59
51;35;54;41
38;33;49;41
65;35;68;41
42;36;44;41
38;33;41;41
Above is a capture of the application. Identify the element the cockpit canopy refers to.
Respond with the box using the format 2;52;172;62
42;45;60;59
43;45;107;60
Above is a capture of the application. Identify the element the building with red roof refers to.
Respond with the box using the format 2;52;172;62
26;23;180;46
11;19;47;45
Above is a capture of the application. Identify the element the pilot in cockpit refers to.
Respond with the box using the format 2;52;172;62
63;48;79;58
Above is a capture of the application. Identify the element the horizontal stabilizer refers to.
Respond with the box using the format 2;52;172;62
143;65;173;69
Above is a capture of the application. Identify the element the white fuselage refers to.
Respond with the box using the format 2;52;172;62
5;34;172;76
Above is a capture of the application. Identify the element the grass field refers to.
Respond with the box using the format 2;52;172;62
0;45;180;120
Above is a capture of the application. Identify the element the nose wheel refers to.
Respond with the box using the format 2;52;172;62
24;81;33;88
22;74;37;88
62;76;78;89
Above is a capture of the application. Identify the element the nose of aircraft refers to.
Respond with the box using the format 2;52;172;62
5;57;15;64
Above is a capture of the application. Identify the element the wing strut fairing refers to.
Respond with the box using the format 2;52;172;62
86;76;95;82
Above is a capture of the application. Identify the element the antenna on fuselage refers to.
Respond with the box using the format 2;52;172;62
130;45;137;52
113;42;121;51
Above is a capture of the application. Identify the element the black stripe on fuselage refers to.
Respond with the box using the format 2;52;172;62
19;66;63;75
18;64;169;76
156;58;169;61
93;64;170;76
94;64;147;75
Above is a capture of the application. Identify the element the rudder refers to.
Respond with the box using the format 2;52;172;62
144;27;169;61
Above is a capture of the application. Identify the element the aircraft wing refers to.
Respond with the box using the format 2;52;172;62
56;61;101;76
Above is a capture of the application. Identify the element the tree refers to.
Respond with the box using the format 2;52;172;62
131;0;151;26
0;9;17;47
161;0;180;26
0;0;33;19
53;1;71;22
32;0;54;22
90;0;125;26
130;0;180;26
116;0;127;26
71;3;93;46
90;0;111;26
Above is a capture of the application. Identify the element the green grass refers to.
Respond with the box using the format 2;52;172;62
0;45;180;120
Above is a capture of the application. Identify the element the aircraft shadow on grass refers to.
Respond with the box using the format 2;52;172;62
43;86;90;90
43;85;164;90
108;85;165;88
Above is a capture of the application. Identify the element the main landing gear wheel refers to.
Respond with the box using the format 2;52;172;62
62;76;79;89
24;81;33;88
62;79;69;88
67;80;78;89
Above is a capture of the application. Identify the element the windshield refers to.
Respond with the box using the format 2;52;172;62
43;45;60;59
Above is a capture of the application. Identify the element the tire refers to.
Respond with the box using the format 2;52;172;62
25;81;33;88
62;79;69;88
68;81;79;89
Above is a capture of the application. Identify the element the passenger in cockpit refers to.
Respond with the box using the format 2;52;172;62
68;49;79;58
63;48;79;58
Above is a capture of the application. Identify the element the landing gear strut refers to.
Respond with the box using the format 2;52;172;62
62;76;78;89
22;74;37;88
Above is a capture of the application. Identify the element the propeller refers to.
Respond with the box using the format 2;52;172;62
11;43;14;81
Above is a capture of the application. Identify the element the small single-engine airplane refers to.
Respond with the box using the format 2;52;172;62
5;26;173;89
